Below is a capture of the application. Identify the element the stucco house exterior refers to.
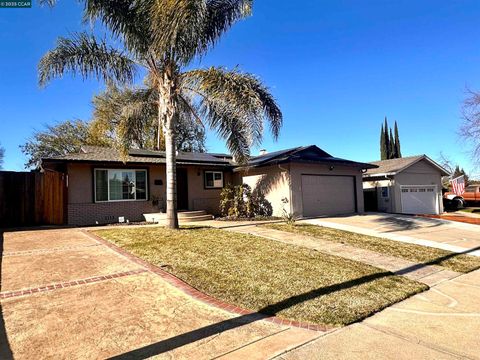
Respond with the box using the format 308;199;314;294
362;155;449;215
42;145;376;226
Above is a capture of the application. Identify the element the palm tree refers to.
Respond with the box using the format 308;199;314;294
38;0;282;229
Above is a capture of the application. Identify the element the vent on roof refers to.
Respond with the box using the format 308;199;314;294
259;149;267;156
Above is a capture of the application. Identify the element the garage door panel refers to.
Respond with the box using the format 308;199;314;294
401;186;438;215
301;175;356;217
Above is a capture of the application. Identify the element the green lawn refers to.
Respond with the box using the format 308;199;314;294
264;224;480;273
94;226;426;326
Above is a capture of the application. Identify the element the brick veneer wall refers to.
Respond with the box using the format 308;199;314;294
68;201;157;226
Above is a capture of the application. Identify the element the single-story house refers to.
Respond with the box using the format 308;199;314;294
42;145;376;226
362;155;449;215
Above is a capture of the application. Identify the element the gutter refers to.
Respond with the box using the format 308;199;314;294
362;172;397;179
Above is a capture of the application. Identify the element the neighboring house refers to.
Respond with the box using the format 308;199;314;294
42;145;376;226
363;155;449;215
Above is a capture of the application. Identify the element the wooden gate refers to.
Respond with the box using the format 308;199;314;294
0;170;67;227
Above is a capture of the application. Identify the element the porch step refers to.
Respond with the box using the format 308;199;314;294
180;214;214;223
143;211;213;224
178;210;208;218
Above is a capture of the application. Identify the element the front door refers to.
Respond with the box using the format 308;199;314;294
177;168;189;210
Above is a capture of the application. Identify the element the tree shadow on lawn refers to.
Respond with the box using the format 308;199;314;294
0;231;14;360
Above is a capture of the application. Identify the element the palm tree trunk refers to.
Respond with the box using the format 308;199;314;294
160;68;179;229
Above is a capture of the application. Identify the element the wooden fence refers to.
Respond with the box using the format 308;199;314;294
0;170;67;227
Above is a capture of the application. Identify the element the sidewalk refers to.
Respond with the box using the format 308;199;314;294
278;268;480;360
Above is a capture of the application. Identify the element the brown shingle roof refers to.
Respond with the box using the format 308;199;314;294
42;146;233;167
42;145;377;171
236;145;377;170
364;155;449;176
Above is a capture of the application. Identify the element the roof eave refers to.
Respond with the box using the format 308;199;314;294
234;157;378;171
41;158;232;167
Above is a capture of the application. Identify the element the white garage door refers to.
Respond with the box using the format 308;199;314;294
301;175;356;217
400;186;439;215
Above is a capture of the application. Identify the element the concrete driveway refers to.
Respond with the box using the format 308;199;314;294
0;228;321;359
301;213;480;256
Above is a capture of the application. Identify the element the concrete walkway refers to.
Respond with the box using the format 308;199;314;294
225;225;461;286
300;213;480;256
0;228;323;359
278;269;480;360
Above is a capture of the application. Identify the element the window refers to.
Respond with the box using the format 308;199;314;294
381;187;389;198
94;169;148;202
204;171;223;189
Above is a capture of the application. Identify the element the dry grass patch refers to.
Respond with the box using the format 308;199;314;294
265;224;480;273
95;226;426;326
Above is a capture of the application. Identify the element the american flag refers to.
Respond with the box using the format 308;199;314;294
450;175;465;195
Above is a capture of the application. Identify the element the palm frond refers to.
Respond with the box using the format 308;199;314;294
202;0;252;48
38;32;136;87
149;0;252;64
150;0;207;64
181;66;282;160
38;0;57;7
83;0;152;56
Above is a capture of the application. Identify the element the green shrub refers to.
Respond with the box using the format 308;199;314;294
220;184;272;218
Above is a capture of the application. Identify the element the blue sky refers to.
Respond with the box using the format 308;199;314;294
1;1;480;176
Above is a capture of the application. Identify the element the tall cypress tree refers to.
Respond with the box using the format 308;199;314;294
380;122;386;160
389;128;395;159
394;121;402;158
384;117;390;159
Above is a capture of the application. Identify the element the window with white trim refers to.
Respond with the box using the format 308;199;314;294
94;169;148;202
204;171;223;189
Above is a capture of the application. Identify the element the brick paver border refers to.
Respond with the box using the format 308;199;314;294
420;214;480;225
83;230;334;332
0;269;146;299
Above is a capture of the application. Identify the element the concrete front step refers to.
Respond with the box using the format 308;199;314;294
178;210;207;218
180;214;214;222
143;211;213;223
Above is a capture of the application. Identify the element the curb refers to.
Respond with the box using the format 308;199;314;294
83;230;335;332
